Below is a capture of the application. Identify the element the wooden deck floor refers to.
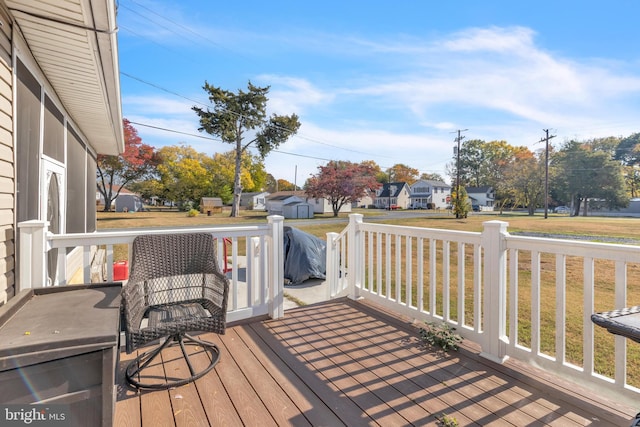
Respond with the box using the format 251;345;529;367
114;299;636;426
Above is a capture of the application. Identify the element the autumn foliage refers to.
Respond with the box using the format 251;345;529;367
306;160;381;216
97;119;156;211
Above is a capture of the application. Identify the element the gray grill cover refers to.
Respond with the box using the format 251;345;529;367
283;226;326;285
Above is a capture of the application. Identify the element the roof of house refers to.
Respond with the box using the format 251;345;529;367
466;186;493;194
241;191;269;197
6;0;124;155
378;182;409;198
267;191;307;200
268;194;305;202
412;179;451;188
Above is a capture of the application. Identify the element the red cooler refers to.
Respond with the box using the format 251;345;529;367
113;260;129;281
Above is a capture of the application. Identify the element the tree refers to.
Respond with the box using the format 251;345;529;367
615;133;640;165
265;174;278;192
419;172;446;182
128;179;165;205
276;179;296;191
210;151;268;195
156;145;214;209
387;163;419;185
306;160;381;217
502;148;545;215
97;119;156;211
448;139;523;209
455;139;486;187
451;185;471;219
552;140;628;216
193;81;301;217
614;133;640;197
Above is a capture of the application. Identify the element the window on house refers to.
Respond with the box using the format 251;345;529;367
43;95;64;163
66;127;86;233
86;152;97;232
16;59;42;224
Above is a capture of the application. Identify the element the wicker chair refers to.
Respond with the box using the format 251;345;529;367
591;305;640;344
122;233;229;389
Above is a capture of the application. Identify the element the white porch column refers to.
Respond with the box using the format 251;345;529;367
326;232;339;299
347;213;364;300
267;215;284;319
18;220;48;290
480;220;509;363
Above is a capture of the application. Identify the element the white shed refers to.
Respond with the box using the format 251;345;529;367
282;201;314;219
115;193;144;212
266;194;304;216
240;191;269;210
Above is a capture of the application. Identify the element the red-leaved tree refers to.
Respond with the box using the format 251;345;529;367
97;119;156;211
305;160;381;217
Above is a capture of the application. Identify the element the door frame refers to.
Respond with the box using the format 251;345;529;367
41;158;65;286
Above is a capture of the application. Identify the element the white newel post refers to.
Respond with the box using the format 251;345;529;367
347;213;363;300
267;215;284;319
480;220;509;363
18;220;49;290
326;232;339;299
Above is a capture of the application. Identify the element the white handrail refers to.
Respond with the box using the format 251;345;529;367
18;216;286;322
329;213;640;408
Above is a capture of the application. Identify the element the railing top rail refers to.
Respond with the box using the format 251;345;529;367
506;233;640;260
47;224;273;248
358;221;481;242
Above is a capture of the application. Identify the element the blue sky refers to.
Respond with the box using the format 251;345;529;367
117;0;640;186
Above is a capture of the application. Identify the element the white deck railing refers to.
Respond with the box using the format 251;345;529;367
327;214;640;408
18;212;640;406
18;216;285;323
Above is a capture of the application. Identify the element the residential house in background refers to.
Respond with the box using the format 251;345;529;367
308;196;352;214
1;1;123;302
266;191;305;213
115;190;144;213
240;191;269;210
409;180;452;209
467;186;495;209
268;190;352;215
353;188;375;208
375;182;411;209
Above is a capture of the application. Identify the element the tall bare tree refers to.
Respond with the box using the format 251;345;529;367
193;81;300;217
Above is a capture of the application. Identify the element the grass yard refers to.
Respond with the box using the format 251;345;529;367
97;208;640;386
98;208;640;240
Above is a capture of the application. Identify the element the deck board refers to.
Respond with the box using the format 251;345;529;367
115;299;636;426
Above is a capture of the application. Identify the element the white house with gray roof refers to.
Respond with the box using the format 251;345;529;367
409;180;452;209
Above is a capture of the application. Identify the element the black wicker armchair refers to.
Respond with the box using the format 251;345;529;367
591;305;640;344
122;233;229;389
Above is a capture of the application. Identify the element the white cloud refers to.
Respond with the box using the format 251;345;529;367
121;21;640;185
123;95;197;116
441;26;537;54
255;75;335;115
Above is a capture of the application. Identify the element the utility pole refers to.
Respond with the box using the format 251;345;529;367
540;129;556;219
453;129;468;218
388;169;393;210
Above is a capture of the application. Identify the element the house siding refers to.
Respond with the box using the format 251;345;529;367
0;3;12;304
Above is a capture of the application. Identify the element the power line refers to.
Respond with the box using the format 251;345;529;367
120;71;394;158
120;0;239;57
128;120;336;163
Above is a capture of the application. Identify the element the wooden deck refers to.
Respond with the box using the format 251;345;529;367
114;299;636;426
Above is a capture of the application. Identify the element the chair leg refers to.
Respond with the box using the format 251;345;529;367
126;334;221;390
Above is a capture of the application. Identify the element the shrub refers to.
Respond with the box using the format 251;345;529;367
187;209;199;217
419;321;462;351
439;413;459;427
